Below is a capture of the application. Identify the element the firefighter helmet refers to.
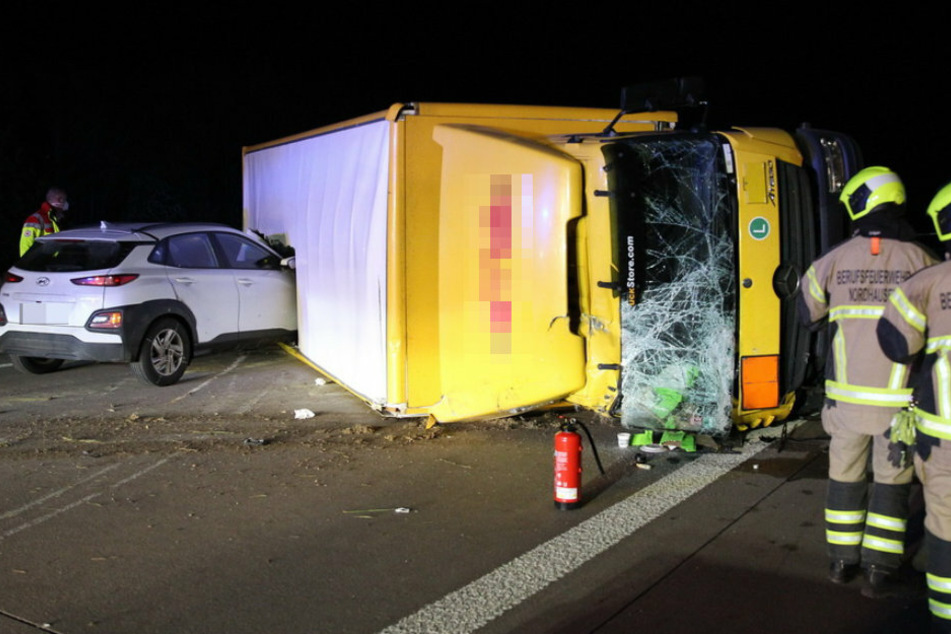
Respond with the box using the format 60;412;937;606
928;182;951;242
840;166;906;221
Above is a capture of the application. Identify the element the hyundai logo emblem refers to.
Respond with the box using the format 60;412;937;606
36;277;51;287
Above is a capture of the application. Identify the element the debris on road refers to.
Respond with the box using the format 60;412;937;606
343;507;416;518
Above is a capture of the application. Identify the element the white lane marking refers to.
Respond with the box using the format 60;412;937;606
380;439;767;634
0;463;122;521
170;355;246;403
0;457;171;540
1;494;100;539
110;457;171;488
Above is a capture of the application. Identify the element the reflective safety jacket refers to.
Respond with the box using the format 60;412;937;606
19;202;59;256
800;235;937;410
878;260;951;443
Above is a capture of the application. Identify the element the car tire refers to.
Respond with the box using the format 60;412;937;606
10;355;65;374
131;318;191;386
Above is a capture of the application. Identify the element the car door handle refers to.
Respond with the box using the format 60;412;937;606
173;277;197;284
237;278;254;286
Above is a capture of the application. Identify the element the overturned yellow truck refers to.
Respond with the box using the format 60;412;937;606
242;84;860;435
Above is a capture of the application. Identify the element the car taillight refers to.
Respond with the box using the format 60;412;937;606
4;272;23;283
88;311;123;329
71;274;139;287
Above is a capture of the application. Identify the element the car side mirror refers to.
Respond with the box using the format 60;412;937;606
281;256;296;270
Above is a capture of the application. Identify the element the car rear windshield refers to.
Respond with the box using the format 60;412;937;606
16;240;141;272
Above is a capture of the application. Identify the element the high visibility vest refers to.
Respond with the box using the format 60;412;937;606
19;203;59;256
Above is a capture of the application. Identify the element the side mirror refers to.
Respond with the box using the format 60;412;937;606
281;256;296;270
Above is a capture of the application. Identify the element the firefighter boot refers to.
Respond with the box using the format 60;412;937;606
934;616;951;634
829;560;859;584
861;565;925;599
826;479;867;583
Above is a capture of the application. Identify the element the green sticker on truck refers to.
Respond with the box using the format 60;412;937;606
749;217;770;241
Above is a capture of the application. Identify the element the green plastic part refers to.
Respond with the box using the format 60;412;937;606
631;430;654;446
659;430;684;444
659;430;697;453
681;434;697;453
651;387;683;418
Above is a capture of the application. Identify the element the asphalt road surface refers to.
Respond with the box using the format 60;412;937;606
0;346;933;633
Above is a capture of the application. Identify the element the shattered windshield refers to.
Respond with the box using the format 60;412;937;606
604;135;736;435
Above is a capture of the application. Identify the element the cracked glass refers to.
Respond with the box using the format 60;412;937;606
604;135;736;435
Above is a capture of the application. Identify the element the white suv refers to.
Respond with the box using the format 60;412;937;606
0;222;297;385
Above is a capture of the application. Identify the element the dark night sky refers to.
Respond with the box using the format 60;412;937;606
1;5;947;271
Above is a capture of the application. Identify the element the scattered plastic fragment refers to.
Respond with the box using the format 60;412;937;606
314;378;327;386
62;436;102;444
343;507;414;515
631;430;655;446
243;438;268;446
659;430;697;453
294;409;316;419
636;463;653;470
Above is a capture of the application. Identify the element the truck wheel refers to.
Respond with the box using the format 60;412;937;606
131;318;191;386
10;355;64;374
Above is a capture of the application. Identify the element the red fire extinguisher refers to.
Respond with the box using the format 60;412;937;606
554;419;583;510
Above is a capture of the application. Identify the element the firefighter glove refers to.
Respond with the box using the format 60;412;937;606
886;408;917;469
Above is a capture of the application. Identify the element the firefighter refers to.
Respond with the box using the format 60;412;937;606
878;181;951;630
799;166;937;598
20;187;68;256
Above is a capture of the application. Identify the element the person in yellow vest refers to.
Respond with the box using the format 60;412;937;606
20;187;68;256
799;166;937;597
878;182;951;631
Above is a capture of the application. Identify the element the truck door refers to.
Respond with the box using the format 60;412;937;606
428;124;587;421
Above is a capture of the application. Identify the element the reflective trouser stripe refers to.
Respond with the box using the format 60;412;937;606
826;509;865;546
862;534;904;555
864;511;907;555
932;599;951;621
827;530;863;546
926;531;951;621
930;573;951;593
931;573;951;621
866;512;907;532
826;509;866;524
862;483;911;568
826;481;867;563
